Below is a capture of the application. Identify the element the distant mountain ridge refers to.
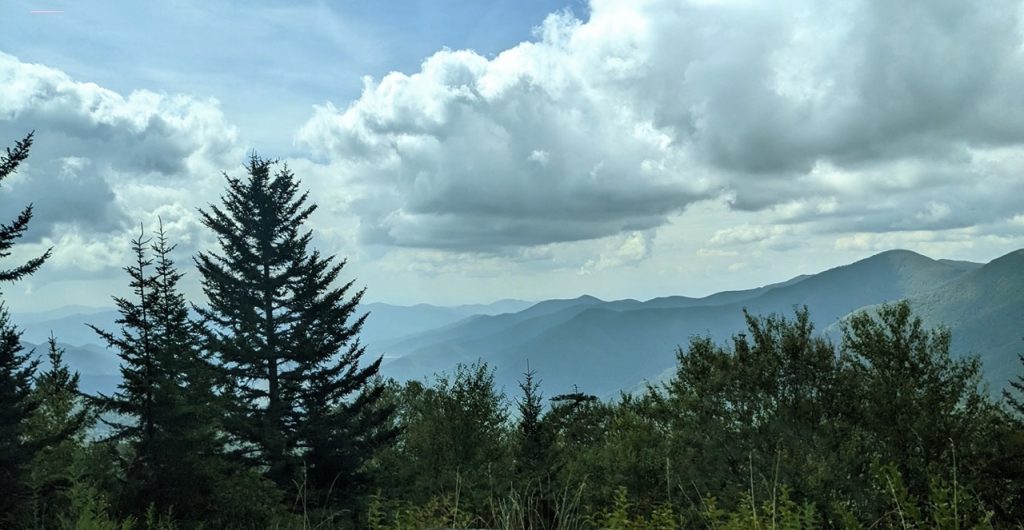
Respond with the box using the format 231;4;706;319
19;340;121;396
357;299;533;354
15;310;120;348
380;249;1023;398
11;249;1023;399
888;249;1024;389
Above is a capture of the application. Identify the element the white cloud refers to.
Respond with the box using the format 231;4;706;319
297;11;713;251
297;0;1024;254
0;52;242;248
580;231;654;274
0;52;247;310
7;0;1024;310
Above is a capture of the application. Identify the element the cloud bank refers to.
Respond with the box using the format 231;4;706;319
0;51;240;269
298;0;1024;253
5;0;1024;309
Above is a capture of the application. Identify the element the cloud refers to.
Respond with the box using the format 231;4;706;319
580;230;654;274
298;0;1024;253
0;51;242;246
0;155;124;239
298;14;714;251
0;51;245;313
7;0;1024;311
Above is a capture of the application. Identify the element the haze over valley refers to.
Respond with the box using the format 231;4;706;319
16;247;1023;399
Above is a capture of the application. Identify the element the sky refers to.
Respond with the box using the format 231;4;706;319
3;0;1024;313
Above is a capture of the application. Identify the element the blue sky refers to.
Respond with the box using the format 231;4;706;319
7;0;583;154
3;0;1024;312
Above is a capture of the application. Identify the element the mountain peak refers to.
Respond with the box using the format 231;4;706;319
865;248;933;263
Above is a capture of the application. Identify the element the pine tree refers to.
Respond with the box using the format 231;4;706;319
146;219;241;524
195;153;395;511
88;226;164;514
26;335;93;527
0;132;52;525
91;222;270;524
0;307;40;524
515;365;553;480
514;366;556;529
1;133;51;284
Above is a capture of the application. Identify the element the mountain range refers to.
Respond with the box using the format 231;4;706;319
376;249;1023;399
11;249;1023;400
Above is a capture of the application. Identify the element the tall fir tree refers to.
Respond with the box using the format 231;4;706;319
514;365;554;482
88;227;164;514
195;153;395;512
146;219;249;524
91;222;269;525
0;133;51;284
0;132;53;525
0;307;40;524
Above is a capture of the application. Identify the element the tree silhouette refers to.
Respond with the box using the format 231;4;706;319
196;153;395;512
0;132;52;525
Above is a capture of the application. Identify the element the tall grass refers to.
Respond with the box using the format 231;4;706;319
52;460;1005;530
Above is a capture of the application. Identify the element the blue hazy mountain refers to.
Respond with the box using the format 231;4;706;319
380;249;1018;399
359;299;533;355
20;340;121;396
15;309;120;348
824;249;1024;391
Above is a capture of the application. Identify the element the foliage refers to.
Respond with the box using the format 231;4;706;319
512;365;558;528
0;132;52;284
371;361;512;524
840;301;996;506
0;132;53;525
25;335;94;527
3;139;1023;528
1004;352;1024;417
195;153;396;518
0;306;42;524
89;222;280;526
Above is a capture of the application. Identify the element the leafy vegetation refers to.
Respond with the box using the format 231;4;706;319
2;134;1023;528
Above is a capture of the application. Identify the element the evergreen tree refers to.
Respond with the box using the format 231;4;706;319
26;335;93;527
0;307;40;524
92;222;276;525
515;367;546;472
989;348;1024;522
89;227;164;514
1;133;51;284
195;153;395;512
513;366;556;529
0;132;52;524
147;219;254;525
